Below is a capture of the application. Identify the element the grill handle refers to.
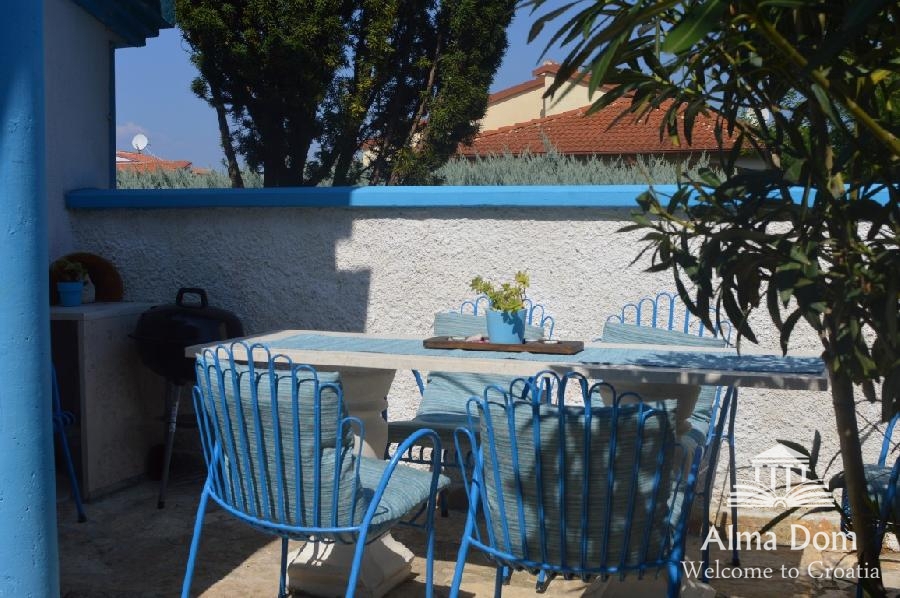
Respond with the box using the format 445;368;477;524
176;288;208;309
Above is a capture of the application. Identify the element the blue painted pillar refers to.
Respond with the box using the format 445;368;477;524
0;2;59;597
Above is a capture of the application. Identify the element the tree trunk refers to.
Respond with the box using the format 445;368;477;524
831;365;886;596
388;32;442;186
209;85;243;189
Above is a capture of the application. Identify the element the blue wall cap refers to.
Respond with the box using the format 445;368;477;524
66;184;892;210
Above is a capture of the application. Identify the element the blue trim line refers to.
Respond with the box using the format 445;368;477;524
68;184;892;210
69;185;651;208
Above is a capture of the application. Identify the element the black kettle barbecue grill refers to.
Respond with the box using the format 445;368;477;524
132;288;243;508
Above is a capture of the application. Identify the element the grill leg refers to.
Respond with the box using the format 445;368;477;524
158;382;182;509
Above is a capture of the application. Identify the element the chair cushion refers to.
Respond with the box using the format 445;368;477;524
478;399;683;569
434;311;545;341
601;320;729;348
357;457;450;536
387;311;537;455
417;371;511;418
195;360;367;529
599;321;730;433
831;464;900;518
387;413;471;450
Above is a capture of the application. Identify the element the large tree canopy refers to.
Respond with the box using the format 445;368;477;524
527;0;898;592
176;0;515;187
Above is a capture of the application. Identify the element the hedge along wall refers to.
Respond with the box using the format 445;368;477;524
66;189;881;519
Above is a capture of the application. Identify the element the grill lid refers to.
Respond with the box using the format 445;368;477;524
133;288;243;384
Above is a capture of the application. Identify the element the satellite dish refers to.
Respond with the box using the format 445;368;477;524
131;133;149;152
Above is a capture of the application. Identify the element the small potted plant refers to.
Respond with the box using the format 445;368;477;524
470;271;530;344
53;259;88;307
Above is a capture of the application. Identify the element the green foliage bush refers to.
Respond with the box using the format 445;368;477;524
117;168;262;189
436;150;718;185
118;150;716;189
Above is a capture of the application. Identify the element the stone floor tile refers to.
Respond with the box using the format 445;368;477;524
58;476;900;597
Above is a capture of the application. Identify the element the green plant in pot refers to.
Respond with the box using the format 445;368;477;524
470;271;530;344
53;259;88;307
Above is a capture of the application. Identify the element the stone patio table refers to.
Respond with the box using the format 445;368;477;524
187;329;828;597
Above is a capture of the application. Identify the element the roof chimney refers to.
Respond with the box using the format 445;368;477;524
531;60;561;79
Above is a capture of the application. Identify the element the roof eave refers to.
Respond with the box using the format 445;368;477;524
71;0;175;48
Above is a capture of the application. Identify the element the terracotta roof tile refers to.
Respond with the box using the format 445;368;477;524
487;78;545;104
459;98;730;157
115;150;192;173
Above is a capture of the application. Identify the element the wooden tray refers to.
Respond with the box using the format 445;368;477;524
423;336;584;355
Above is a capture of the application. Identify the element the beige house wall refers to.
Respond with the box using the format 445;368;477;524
479;73;597;133
543;79;596;116
480;88;544;131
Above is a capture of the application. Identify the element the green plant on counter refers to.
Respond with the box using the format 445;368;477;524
53;259;88;282
470;271;529;313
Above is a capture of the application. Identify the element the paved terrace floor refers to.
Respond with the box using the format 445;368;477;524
58;474;900;598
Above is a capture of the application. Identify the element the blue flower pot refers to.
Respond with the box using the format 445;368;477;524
486;309;527;344
57;281;84;307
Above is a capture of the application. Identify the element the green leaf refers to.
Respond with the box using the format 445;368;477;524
780;309;803;355
784;158;806;184
862;380;877;403
527;2;580;42
588;35;626;96
660;0;726;55
810;84;836;122
766;281;785;329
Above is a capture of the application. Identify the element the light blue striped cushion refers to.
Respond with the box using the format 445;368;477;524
600;322;729;435
417;372;514;417
691;386;721;428
197;361;368;531
358;457;450;536
434;311;545;341
479;400;683;568
388;311;544;446
415;313;529;420
861;464;900;518
385;372;514;448
601;320;728;348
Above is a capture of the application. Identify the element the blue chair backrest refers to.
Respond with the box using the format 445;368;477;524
193;343;367;534
602;293;733;428
880;413;900;467
415;297;556;418
605;291;732;344
465;374;698;572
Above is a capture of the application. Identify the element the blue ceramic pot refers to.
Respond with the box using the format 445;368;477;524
57;281;84;307
486;308;526;344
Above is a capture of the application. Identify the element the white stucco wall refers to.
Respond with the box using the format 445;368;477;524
68;205;887;513
44;0;118;261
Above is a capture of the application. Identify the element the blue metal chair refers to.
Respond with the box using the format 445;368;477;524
386;296;555;514
182;343;448;598
603;291;738;576
52;365;86;523
605;291;733;341
450;371;701;597
830;411;900;596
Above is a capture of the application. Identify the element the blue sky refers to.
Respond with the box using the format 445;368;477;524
115;4;568;169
